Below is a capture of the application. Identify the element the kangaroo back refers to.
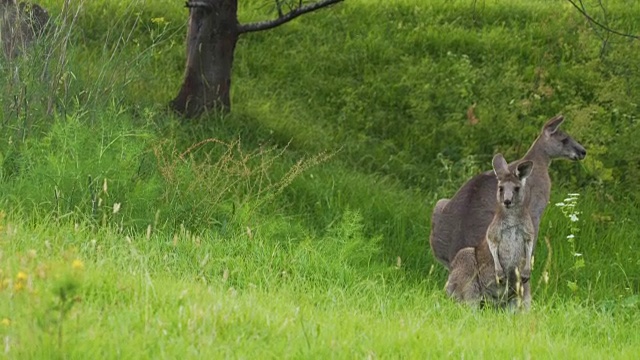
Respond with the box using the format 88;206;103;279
430;171;497;269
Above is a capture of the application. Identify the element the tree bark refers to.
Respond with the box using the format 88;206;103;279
170;0;239;118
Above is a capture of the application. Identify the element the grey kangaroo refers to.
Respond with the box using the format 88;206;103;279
431;115;586;306
446;154;534;309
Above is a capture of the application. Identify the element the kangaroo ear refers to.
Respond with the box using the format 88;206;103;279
492;153;509;177
516;160;534;180
543;115;564;135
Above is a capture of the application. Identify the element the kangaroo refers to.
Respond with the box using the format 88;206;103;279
431;115;586;306
446;155;534;309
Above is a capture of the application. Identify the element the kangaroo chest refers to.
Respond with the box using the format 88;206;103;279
493;215;531;273
497;225;526;271
482;222;528;304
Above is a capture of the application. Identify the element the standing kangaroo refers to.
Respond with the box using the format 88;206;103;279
446;154;534;309
430;115;586;306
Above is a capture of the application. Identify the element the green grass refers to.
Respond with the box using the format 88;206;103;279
2;217;639;358
0;0;639;357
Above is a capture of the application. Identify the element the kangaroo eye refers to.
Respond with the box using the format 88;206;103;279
514;186;520;192
499;186;504;193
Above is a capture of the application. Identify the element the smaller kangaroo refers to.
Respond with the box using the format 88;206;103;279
446;154;534;309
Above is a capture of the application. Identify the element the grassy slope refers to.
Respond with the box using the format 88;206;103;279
0;0;639;357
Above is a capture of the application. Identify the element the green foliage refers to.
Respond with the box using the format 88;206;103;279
0;0;639;357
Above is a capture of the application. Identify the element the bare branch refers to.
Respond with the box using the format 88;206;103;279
238;0;344;35
566;0;640;40
577;0;611;57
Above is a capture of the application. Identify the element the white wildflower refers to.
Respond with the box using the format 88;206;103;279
570;214;579;222
567;234;575;239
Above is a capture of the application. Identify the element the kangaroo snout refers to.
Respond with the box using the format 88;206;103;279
569;143;587;161
574;147;587;160
503;199;512;207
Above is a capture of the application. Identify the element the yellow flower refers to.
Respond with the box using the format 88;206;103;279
72;259;85;271
14;272;28;292
1;318;9;327
151;17;167;25
16;271;28;282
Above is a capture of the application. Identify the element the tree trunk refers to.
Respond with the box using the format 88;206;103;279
170;0;239;118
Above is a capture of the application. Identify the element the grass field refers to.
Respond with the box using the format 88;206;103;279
1;0;639;358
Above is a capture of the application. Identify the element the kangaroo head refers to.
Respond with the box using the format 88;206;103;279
537;115;587;161
492;154;533;209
